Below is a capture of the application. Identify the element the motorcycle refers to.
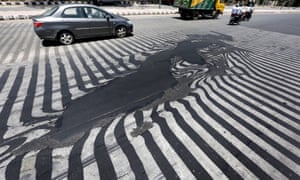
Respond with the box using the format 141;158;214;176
229;8;253;25
228;13;242;25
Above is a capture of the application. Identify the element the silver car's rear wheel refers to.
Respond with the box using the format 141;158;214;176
58;31;74;45
115;26;127;38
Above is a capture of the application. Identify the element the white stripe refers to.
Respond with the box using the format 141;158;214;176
100;40;123;59
244;45;300;65
123;113;164;179
250;53;300;78
51;146;73;179
108;38;136;55
188;89;288;179
81;127;101;180
68;44;95;89
229;53;300;95
31;47;46;117
0;67;18;111
81;43;105;81
19;150;39;180
59;46;87;100
170;101;258;180
0;23;17;46
48;47;63;111
4;64;32;139
242;75;300;110
94;41;127;72
148;105;196;179
213;77;300;143
223;75;300;130
89;42;115;75
1;25;26;64
31;47;62;118
83;162;99;180
121;37;148;52
15;30;33;64
158;105;229;180
28;36;40;63
0;156;15;180
244;54;300;86
104;116;135;179
202;79;300;173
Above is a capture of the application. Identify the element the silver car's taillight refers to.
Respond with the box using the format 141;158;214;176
33;21;43;28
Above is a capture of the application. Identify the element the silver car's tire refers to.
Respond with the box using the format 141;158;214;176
115;26;127;38
58;31;74;45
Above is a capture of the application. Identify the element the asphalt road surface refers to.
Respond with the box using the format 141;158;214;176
242;14;300;36
0;13;299;179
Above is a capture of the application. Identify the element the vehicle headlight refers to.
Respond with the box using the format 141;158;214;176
127;20;133;25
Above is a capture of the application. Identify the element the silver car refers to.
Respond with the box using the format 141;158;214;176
32;4;133;45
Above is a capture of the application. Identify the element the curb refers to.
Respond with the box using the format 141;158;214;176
0;10;178;21
0;1;90;6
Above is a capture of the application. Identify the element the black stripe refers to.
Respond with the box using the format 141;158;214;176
55;48;71;108
63;47;91;92
246;56;300;89
213;77;300;150
0;69;10;93
73;45;99;86
240;74;300;112
196;86;300;179
134;111;144;127
232;53;300;99
134;111;179;179
36;148;52;180
8;24;30;64
115;116;148;179
107;40;133;56
133;37;154;51
94;122;117;179
128;54;142;67
186;93;272;179
21;63;38;124
222;75;300;138
0;23;24;63
5;154;24;180
151;105;212;179
102;40;127;57
100;45;132;72
68;133;89;180
130;38;153;50
42;49;58;113
251;54;300;79
0;67;25;139
23;25;40;62
81;44;112;79
165;102;243;179
88;43;122;74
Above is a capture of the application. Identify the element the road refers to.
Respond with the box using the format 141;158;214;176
0;14;299;179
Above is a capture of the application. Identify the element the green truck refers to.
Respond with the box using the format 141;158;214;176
173;0;225;19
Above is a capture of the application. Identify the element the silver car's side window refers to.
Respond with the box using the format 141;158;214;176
83;7;106;19
62;7;85;18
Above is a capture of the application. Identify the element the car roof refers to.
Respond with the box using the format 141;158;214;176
57;4;99;9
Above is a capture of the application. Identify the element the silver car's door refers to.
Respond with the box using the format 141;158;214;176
61;7;90;38
83;7;112;36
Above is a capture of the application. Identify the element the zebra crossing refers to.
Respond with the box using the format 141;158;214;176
0;20;300;179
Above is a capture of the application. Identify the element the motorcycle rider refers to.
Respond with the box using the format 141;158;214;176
231;4;242;24
245;4;254;21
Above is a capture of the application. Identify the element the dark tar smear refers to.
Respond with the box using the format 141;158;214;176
56;33;233;134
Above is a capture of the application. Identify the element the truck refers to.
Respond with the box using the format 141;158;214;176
173;0;225;19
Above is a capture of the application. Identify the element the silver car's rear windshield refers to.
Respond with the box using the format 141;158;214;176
41;6;59;16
